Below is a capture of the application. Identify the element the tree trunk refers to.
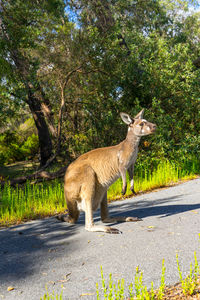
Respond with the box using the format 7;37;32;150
27;88;53;166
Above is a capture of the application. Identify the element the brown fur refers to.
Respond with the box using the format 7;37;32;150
61;109;156;234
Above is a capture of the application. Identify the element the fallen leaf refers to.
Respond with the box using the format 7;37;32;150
147;226;155;229
57;279;69;283
80;293;95;297
7;287;14;292
64;273;71;279
48;281;55;285
88;240;91;243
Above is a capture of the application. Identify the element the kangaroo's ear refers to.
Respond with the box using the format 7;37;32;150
134;109;144;120
120;112;133;125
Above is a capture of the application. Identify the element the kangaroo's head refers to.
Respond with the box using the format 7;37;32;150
120;109;156;137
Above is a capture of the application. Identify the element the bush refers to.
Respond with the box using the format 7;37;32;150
0;131;39;165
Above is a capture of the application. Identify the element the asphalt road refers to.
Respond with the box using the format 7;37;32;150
0;178;200;300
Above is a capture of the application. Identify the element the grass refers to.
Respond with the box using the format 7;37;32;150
108;159;199;200
41;240;200;299
0;180;66;226
95;252;200;299
40;287;63;300
0;158;199;226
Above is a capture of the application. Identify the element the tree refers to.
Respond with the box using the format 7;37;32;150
0;0;199;175
0;0;65;166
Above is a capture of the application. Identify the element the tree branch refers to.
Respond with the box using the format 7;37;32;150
0;165;68;187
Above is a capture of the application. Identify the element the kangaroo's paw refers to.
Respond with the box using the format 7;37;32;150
121;187;127;195
56;214;76;224
125;216;142;222
85;224;122;234
56;214;68;222
105;227;122;234
130;186;137;195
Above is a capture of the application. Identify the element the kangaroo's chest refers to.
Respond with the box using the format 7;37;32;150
118;146;139;168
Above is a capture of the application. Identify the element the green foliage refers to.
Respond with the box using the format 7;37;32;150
0;130;39;165
40;286;63;300
108;159;200;200
176;251;200;296
134;266;152;300
96;261;165;299
96;266;125;299
20;134;39;157
0;158;199;226
40;246;200;299
157;260;166;299
0;180;65;226
0;0;200;167
96;250;199;299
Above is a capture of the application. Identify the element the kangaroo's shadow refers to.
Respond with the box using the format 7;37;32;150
90;194;200;223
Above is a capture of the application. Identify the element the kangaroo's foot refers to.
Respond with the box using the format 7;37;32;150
85;224;122;234
121;184;127;195
102;216;142;223
130;186;137;195
56;214;77;224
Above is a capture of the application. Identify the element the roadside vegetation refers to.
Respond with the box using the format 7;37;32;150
41;241;200;299
0;158;199;227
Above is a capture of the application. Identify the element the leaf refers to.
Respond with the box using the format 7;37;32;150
57;279;69;283
64;272;71;279
80;293;95;297
147;226;155;229
7;286;14;291
48;281;55;285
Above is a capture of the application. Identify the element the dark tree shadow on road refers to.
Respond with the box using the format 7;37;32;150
1;191;199;282
0;217;81;281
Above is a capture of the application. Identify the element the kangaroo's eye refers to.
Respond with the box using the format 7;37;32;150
140;122;144;126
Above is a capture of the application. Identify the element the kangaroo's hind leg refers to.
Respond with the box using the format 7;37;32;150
57;184;80;223
66;199;80;224
79;167;120;234
101;193;141;223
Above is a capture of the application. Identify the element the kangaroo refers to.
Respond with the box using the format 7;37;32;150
60;109;156;234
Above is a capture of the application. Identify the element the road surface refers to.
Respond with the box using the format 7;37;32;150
0;178;200;299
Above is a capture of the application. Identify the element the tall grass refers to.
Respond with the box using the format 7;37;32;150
108;158;199;200
0;180;66;226
0;159;199;226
